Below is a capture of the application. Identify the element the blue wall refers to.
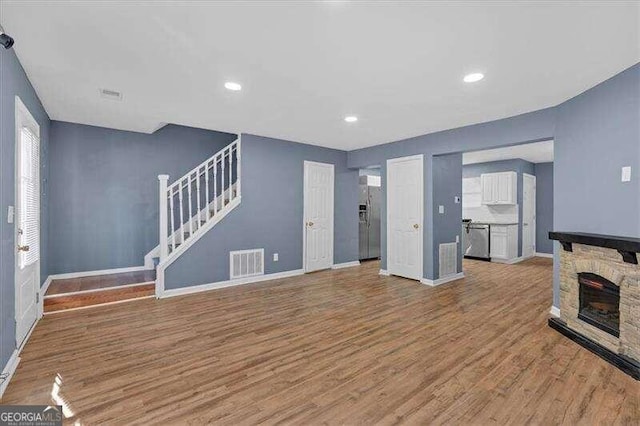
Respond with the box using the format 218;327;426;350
433;153;463;279
463;159;536;257
552;63;640;307
48;121;236;274
165;134;359;289
0;49;50;374
534;162;553;254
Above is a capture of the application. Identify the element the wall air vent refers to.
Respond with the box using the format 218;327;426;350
230;249;264;280
99;88;123;101
439;242;458;278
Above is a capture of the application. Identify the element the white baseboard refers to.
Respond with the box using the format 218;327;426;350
421;272;465;287
0;350;20;398
549;305;561;317
162;269;305;298
331;261;360;270
379;269;389;276
46;265;148;281
535;252;554;258
39;276;53;317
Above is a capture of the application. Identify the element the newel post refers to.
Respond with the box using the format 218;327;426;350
236;135;242;198
158;174;170;261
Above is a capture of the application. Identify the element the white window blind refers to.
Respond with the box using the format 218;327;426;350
19;126;40;269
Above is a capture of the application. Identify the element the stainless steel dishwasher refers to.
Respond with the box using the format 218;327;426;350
462;221;491;261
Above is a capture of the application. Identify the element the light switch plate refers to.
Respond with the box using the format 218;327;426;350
273;253;279;262
7;206;14;224
455;235;460;243
621;166;631;182
438;205;445;214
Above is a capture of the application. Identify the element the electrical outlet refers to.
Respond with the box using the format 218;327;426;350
455;235;460;243
438;205;445;214
621;166;631;182
273;253;279;262
454;196;461;204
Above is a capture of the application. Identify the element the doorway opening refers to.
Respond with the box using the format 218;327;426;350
461;140;554;275
359;167;381;261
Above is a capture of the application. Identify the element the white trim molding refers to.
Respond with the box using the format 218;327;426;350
46;265;147;281
161;269;304;299
550;305;561;317
0;350;20;398
332;261;361;270
379;269;390;276
421;272;465;287
535;252;554;258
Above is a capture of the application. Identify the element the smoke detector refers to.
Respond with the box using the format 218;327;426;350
99;88;123;101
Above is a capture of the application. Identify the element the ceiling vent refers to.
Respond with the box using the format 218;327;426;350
99;88;122;101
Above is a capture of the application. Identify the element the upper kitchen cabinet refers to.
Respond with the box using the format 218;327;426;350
481;171;517;205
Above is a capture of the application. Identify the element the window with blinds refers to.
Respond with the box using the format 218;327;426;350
18;126;40;269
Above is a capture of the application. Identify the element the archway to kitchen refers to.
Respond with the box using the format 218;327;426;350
457;140;554;279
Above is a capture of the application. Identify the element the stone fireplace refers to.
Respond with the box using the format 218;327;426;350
549;232;640;380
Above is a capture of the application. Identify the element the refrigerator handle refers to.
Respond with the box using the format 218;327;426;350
366;197;371;227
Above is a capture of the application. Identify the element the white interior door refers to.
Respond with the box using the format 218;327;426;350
387;155;423;281
304;161;334;272
522;173;536;258
15;97;40;347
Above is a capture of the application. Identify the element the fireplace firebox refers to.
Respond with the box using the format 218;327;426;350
578;272;620;337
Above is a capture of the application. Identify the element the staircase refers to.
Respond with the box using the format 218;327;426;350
155;137;241;296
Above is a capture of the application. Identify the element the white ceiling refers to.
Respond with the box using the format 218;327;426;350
463;140;554;165
2;1;638;150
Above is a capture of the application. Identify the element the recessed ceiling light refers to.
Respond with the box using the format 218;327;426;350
463;73;484;83
224;81;242;91
344;116;358;123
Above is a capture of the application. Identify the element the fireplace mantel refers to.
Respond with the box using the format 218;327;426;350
549;232;640;264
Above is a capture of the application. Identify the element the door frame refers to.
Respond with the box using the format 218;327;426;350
14;96;41;349
302;160;335;272
386;154;424;281
522;172;536;258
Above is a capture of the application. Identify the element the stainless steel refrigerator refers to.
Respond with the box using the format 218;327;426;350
359;176;381;260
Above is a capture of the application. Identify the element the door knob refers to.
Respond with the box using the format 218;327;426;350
413;224;420;229
307;221;314;227
17;245;29;252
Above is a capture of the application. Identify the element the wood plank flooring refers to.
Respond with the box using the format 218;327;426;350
44;284;155;313
46;270;156;295
3;258;639;424
44;270;157;313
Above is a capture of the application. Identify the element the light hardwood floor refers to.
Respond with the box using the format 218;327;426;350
3;258;639;424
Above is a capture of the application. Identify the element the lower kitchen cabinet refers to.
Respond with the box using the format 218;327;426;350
490;225;518;262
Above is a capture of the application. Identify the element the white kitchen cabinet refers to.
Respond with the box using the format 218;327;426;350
480;172;517;205
490;224;518;261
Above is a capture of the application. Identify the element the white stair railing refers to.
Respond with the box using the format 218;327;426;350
158;137;241;262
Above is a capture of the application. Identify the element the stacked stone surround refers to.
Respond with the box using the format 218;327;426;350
559;244;640;362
